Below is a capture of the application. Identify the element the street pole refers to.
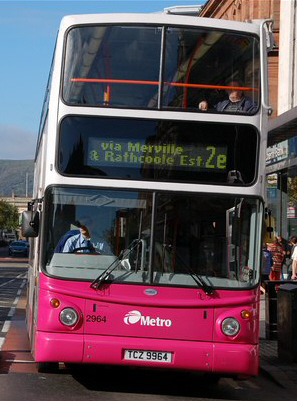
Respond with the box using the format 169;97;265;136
25;173;28;198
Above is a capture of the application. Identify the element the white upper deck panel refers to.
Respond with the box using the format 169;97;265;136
59;13;260;36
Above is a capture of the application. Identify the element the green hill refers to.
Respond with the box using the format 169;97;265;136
0;160;34;196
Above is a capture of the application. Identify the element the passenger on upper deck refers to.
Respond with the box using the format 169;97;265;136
198;79;257;114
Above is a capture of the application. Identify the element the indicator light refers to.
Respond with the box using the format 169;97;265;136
241;310;251;319
50;298;60;308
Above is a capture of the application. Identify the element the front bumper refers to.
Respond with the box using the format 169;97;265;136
35;331;258;376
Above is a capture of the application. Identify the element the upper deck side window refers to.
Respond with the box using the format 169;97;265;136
62;24;260;114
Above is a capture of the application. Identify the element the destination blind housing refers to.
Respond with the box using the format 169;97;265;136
58;116;258;185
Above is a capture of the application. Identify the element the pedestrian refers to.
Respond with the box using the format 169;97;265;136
267;236;284;281
261;243;273;284
275;236;288;280
282;236;295;279
290;236;297;280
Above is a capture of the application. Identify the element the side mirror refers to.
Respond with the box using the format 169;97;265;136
22;210;39;238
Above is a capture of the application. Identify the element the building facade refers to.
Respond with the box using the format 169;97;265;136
0;195;31;216
266;0;297;240
0;195;32;239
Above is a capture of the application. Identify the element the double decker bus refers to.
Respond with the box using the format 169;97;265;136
22;9;273;377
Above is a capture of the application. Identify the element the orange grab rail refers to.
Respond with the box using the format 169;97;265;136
70;78;258;92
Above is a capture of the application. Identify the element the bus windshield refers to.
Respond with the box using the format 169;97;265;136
63;24;260;113
44;187;263;289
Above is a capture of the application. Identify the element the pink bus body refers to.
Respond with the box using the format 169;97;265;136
27;273;260;377
23;12;272;378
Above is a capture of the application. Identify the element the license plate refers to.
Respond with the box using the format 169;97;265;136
124;349;172;363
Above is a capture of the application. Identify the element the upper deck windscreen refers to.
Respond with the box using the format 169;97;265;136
63;24;260;113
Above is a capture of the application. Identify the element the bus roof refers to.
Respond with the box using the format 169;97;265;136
59;13;260;35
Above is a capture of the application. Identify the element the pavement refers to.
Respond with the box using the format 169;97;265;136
259;293;297;389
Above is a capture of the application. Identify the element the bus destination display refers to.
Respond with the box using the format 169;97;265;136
88;138;227;172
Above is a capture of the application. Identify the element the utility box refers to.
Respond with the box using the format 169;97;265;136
277;283;297;363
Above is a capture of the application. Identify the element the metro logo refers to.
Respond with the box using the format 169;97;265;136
124;310;142;325
124;310;172;327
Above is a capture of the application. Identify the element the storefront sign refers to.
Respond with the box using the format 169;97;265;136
266;140;288;166
287;207;295;219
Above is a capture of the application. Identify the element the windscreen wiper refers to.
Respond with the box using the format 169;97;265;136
165;244;213;295
90;239;141;290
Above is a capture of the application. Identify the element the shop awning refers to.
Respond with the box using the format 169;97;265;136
268;106;297;147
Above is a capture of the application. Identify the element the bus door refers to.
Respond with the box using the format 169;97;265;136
226;201;243;280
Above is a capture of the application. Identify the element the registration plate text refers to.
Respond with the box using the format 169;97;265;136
124;350;172;363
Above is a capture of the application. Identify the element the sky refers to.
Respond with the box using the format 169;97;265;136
0;0;205;159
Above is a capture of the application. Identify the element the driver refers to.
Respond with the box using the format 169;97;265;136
63;217;94;253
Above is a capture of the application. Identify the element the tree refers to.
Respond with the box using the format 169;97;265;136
0;200;19;230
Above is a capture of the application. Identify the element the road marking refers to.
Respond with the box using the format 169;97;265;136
0;278;27;351
0;279;15;288
0;273;27;288
1;321;11;333
20;277;27;286
12;296;20;306
8;307;16;317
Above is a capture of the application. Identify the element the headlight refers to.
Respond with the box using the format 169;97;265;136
59;308;78;327
221;317;240;336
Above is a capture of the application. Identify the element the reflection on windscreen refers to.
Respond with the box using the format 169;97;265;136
44;187;262;288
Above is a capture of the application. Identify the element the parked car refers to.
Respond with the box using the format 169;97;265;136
0;230;17;244
8;240;29;256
